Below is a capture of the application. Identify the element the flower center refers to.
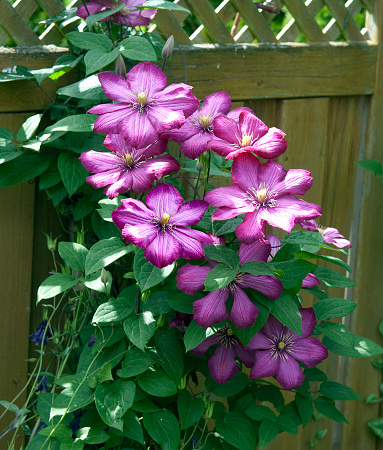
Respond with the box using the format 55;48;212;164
120;5;133;16
137;91;147;107
241;132;254;147
216;324;239;348
246;183;277;210
160;213;170;226
278;342;286;350
200;114;211;130
269;330;295;360
125;152;134;166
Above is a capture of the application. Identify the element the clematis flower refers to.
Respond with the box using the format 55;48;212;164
112;183;211;268
205;153;322;244
77;0;157;27
300;219;351;248
88;62;199;148
177;239;283;329
169;312;193;332
208;110;287;160
79;134;179;198
29;320;52;346
266;234;320;288
248;307;328;390
191;324;255;384
162;91;251;159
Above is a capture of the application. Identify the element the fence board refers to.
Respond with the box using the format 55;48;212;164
153;9;191;44
324;0;366;41
0;0;40;46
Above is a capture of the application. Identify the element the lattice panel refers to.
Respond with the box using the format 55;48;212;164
0;0;375;47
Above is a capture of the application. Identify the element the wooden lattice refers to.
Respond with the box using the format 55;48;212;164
0;0;376;47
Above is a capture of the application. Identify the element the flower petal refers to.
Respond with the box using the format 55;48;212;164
98;72;136;103
322;227;351;248
144;231;182;268
276;355;305;390
249;350;279;379
172;228;206;260
126;61;167;97
91;106;131;134
239;111;268;140
212;114;240;144
193;290;229;328
161;113;199;142
103;134;129;155
119;109;158;148
172;200;209;226
86;169;122;191
242;274;283;300
261;314;283;339
200;91;232;117
252;127;287;159
293;337;328;368
149;106;186;134
177;263;211;295
299;307;317;338
238;239;271;264
209;345;238;384
190;335;219;355
180;132;212;159
231;152;261;191
146;183;184;217
104;171;133;198
129;167;153;193
257;159;287;188
208;138;235;158
156;84;199;118
235;211;266;244
79;150;120;173
247;331;272;351
230;288;259;328
273;169;313;197
302;273;320;288
235;343;255;368
139;154;180;180
205;184;249;209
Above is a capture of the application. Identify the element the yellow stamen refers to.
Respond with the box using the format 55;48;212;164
160;213;170;226
200;114;210;129
226;328;234;336
241;133;253;147
278;342;286;350
137;91;147;107
125;153;134;165
256;187;268;203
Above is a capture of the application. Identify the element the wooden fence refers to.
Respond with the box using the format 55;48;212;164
0;0;383;448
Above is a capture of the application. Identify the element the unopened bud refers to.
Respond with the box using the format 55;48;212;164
162;35;174;60
45;233;58;252
115;54;127;78
157;314;166;328
205;401;215;419
196;161;204;172
178;375;187;390
101;268;109;285
203;151;210;160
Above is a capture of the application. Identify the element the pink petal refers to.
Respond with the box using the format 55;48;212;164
122;222;157;248
266;234;282;259
104;171;133;198
276;355;305;390
208;138;235;157
299;307;317;338
145;232;182;268
103;134;129;154
212;205;252;221
172;200;209;226
252;127;288;159
235;211;266;244
193;290;229;328
239;111;268;140
257;159;287;188
98;72;135;103
129;167;153;193
180;132;211;159
249;349;279;379
191;335;219;355
79;150;120;173
227;106;253;122
118;109;158;149
137;138;168;159
77;2;107;18
247;332;272;351
292;337;328;368
156;84;199;118
146;183;184;217
239;239;271;264
200;91;231;116
242;274;283;300
140;154;180;179
230;288;259;328
302;273;320;288
209;345;238;384
273;169;313;197
91;106;131;134
322;227;351;248
205;184;249;209
300;219;319;231
126;62;167;97
172;229;206;260
176;226;212;243
212;115;240;144
231;152;261;191
161;113;199;142
112;199;152;232
149;105;185;134
86;170;122;191
177;264;211;295
235;343;255;368
261;315;283;339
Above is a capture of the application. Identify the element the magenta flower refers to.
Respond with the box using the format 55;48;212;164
248;308;328;390
205;153;322;244
300;219;351;248
266;234;320;288
77;0;157;27
177;239;283;329
207;110;287;160
88;62;199;148
162;91;251;159
111;183;211;268
191;324;255;384
79;134;179;198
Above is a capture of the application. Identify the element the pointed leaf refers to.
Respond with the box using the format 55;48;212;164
123;311;156;351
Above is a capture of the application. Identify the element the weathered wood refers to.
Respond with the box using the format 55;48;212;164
153;9;191;45
324;0;366;41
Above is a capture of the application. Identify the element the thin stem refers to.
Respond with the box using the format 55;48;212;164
203;151;211;198
161;58;167;71
178;170;201;199
81;0;90;16
106;20;116;47
194;170;202;200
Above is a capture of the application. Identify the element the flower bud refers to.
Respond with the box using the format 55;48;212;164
101;268;109;285
162;35;174;60
45;233;58;252
178;375;187;390
157;314;166;328
196;161;204;172
115;54;127;78
205;401;215;419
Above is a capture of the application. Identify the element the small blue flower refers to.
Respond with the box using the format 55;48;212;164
29;320;52;346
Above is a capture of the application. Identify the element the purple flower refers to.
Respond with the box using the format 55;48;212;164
162;91;251;159
77;0;157;27
177;239;283;329
79;134;179;198
247;307;328;390
266;234;320;288
169;312;193;332
300;219;351;248
208;110;287;160
191;324;255;384
88;62;199;148
29;320;51;346
205;153;322;244
88;335;98;347
112;183;211;268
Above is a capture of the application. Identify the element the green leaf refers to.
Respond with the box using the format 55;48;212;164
212;214;245;236
67;32;113;51
36;393;54;424
85;48;120;76
244;405;276;422
313;267;356;288
85;3;125;28
282;231;323;246
166;292;196;314
97;197;122;222
45;115;96;133
323;334;383;357
95;380;136;431
83;269;112;293
143;410;180;450
117;348;154;378
37;273;78;303
240;260;276;277
123;311;156;351
272;291;302;335
304;367;327;382
93;297;133;324
365;393;382;404
270;259;317;289
16;114;43;142
140;0;190;13
0;146;23;164
314;298;356;321
0;154;49;188
153;329;183;385
183;320;219;352
178;390;205;430
119;36;157;62
133;248;174;291
39;164;61;190
75;427;109;445
204;264;238;291
117;409;144;444
231;303;270;347
258;420;279;449
295;394;312;427
77;339;127;375
316;322;353;347
85;237;134;276
138;367;178;397
57;75;107;101
58;242;88;272
38;424;72;443
203;244;240;269
313;397;348;423
30;55;83;85
206;371;250;397
368;418;383;438
320;381;361;401
58;153;88;197
355;159;383;177
215;412;257;450
143;290;174;316
0;65;35;82
294;251;351;273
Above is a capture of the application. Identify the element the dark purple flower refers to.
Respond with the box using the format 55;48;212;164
88;335;98;348
162;91;251;159
177;239;283;329
29;320;51;346
300;219;351;248
208;110;287;160
205;153;322;244
36;372;49;393
79;134;179;198
169;312;193;332
247;307;328;390
191;324;255;384
77;0;157;27
88;62;199;148
112;183;211;268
